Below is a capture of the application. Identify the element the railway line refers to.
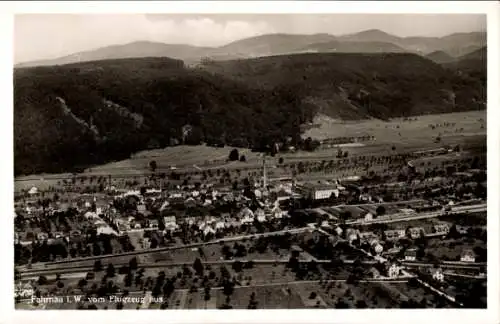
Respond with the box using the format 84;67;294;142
401;261;485;271
346;204;486;225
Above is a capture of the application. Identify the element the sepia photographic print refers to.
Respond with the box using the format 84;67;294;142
7;1;499;323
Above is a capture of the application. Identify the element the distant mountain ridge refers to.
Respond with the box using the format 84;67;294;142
16;29;486;68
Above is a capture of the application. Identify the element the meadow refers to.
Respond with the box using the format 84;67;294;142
304;111;485;144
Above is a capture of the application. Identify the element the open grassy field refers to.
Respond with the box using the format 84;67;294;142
88;145;264;175
212;284;306;309
304;111;485;143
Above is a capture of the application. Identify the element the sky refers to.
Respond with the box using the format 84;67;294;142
14;13;486;64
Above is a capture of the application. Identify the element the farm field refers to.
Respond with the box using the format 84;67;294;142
294;281;397;308
88;145;264;175
180;280;454;309
213;284;306;309
19;263;458;309
304;111;485;144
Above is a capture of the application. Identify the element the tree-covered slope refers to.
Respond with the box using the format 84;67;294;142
200;52;485;119
14;57;315;175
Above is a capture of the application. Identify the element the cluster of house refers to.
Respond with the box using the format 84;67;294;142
119;204;289;239
15;177;294;241
15;281;34;299
115;186;251;208
322;221;478;266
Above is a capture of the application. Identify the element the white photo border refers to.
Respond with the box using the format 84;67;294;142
1;1;498;324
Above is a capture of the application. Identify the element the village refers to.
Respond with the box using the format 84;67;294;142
14;142;487;309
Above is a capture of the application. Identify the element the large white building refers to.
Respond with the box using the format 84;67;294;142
296;183;339;201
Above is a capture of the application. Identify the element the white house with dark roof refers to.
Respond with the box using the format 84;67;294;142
149;219;159;229
255;208;266;222
433;223;450;236
460;249;476;263
240;207;255;224
408;227;425;239
271;206;284;219
384;229;406;241
404;248;418;261
164;216;178;231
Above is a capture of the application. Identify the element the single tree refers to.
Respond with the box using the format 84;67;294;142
37;275;48;285
232;261;243;273
376;205;386;216
229;149;240;161
129;257;138;270
106;264;115;278
149;160;158;173
193;258;204;276
93;260;103;272
78;278;88;289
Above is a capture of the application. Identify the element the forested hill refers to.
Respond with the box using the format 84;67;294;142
15;53;485;175
200;52;485;119
14;57;314;175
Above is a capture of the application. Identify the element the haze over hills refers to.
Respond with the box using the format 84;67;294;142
15;29;486;68
337;30;486;57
